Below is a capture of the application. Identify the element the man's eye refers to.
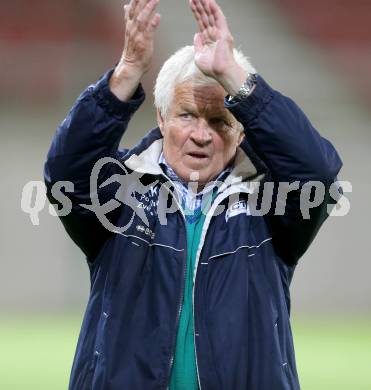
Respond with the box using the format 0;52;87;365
179;113;194;120
210;117;229;126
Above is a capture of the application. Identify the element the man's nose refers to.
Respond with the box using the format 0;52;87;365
190;119;212;145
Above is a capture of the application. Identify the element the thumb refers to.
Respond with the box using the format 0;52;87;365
193;32;203;51
147;13;161;33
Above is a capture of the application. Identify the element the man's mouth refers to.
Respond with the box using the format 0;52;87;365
187;152;209;159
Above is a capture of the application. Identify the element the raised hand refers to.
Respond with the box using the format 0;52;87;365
120;0;161;74
189;0;247;95
110;0;161;101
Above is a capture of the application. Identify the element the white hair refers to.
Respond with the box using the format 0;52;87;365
154;45;256;117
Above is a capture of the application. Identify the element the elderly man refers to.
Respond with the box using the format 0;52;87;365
45;0;342;389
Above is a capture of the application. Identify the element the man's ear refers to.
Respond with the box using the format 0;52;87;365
156;109;165;136
237;130;245;146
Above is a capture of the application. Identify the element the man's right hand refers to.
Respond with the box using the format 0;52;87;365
110;0;161;102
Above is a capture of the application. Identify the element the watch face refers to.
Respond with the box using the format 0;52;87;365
240;86;250;99
237;75;256;100
229;75;256;103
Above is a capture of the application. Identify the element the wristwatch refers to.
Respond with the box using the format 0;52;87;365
227;73;257;103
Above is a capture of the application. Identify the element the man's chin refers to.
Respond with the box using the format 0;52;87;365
185;170;217;186
175;167;208;183
173;162;223;184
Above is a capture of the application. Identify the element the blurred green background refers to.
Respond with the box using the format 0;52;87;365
1;315;370;389
1;0;370;389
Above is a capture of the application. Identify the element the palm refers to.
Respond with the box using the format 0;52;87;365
194;37;231;78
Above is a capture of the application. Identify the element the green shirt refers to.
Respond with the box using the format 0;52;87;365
169;192;215;390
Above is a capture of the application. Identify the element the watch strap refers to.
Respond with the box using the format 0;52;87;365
227;73;257;103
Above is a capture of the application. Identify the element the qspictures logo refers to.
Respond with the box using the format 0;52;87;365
21;156;352;231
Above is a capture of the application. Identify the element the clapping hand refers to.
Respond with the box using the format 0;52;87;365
189;0;247;95
120;0;161;75
110;0;161;101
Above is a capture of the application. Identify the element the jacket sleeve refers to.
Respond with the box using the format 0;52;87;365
44;69;145;261
226;76;343;266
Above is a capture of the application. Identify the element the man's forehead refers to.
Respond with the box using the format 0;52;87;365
172;81;227;110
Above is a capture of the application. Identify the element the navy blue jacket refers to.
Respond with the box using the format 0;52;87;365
44;69;342;390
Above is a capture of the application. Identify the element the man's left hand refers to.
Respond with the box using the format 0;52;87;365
189;0;247;95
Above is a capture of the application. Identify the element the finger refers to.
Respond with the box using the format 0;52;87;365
194;0;216;42
200;0;218;41
127;0;139;20
191;0;216;44
199;0;215;28
124;3;131;22
146;13;161;33
137;0;160;32
191;0;209;31
202;28;213;45
130;0;150;21
190;0;204;32
209;0;228;31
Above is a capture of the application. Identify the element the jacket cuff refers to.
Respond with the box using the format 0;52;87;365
224;75;275;123
92;68;146;121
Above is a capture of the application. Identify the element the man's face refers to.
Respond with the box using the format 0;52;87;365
157;81;244;186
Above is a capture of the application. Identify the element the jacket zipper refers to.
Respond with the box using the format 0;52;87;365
166;217;187;389
157;175;190;390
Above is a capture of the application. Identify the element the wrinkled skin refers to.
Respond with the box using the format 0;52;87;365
158;81;244;187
